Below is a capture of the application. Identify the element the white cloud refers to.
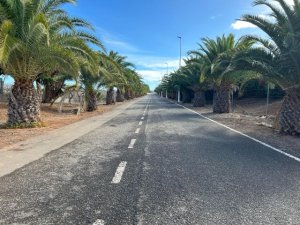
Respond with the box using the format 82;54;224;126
232;0;295;30
136;59;182;69
95;26;139;52
210;14;223;20
137;70;165;82
231;20;257;30
128;54;187;88
102;38;138;52
127;54;186;70
284;0;294;6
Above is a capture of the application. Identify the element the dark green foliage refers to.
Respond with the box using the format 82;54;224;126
241;79;285;99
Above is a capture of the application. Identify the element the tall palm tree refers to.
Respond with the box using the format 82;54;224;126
124;69;144;99
80;65;100;112
0;0;99;125
181;58;210;107
40;3;104;104
190;34;254;113
99;51;136;104
80;51;123;111
237;0;300;135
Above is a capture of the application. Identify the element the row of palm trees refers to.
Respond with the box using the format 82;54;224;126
155;0;300;136
0;0;149;127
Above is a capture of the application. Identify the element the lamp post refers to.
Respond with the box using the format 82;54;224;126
177;36;182;67
266;83;270;115
165;63;169;99
165;63;169;75
177;36;182;102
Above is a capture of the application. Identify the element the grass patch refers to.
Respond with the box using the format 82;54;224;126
0;121;46;129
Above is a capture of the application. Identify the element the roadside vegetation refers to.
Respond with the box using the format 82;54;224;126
0;0;149;128
155;0;300;136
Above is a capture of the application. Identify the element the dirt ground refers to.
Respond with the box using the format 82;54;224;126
182;98;300;157
0;102;120;149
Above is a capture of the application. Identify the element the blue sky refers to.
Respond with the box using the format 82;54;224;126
3;0;293;89
64;0;270;90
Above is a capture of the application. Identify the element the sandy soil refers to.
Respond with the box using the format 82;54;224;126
182;98;300;158
0;102;120;149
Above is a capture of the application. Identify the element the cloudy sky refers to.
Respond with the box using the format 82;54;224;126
38;1;294;90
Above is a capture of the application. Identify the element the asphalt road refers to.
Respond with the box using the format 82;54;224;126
1;94;300;225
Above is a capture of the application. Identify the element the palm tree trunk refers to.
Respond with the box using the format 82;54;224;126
116;89;125;102
124;90;130;100
182;89;192;103
86;89;98;112
7;79;41;124
279;88;300;135
42;79;64;103
106;87;115;105
131;91;136;98
213;85;232;113
0;78;4;95
193;90;206;107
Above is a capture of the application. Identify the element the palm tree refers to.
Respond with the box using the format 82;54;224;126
180;58;210;107
237;0;300;135
80;51;124;111
99;51;137;104
124;70;145;99
79;59;100;112
40;4;104;104
190;34;254;113
99;51;127;104
0;0;99;125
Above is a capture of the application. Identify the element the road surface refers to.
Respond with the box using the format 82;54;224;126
0;94;300;225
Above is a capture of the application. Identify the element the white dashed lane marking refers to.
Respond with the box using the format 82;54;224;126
111;161;127;184
94;98;150;224
93;219;105;225
135;128;140;134
128;139;137;149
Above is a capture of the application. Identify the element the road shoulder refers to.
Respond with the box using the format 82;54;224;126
0;98;143;178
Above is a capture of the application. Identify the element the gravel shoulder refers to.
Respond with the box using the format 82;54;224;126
0;102;126;149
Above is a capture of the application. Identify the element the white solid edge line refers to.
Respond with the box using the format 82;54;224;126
128;139;137;149
139;121;143;126
135;128;141;134
93;219;105;225
111;161;127;184
175;103;300;163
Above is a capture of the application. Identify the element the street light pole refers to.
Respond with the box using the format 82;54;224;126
165;63;169;75
165;63;169;99
177;36;182;68
177;36;182;102
266;83;270;115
